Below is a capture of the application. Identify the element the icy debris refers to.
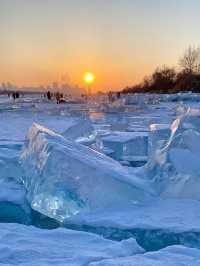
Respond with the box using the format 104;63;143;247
0;177;27;206
0;139;31;224
0;223;144;266
99;100;125;113
89;245;200;266
0;177;31;224
62;116;95;143
148;123;171;156
147;108;200;198
93;123;111;137
122;156;148;167
21;123;154;222
124;93;150;106
62;116;97;146
178;107;200;131
0;140;23;180
102;132;148;164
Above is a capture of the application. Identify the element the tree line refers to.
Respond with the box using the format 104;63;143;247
122;46;200;94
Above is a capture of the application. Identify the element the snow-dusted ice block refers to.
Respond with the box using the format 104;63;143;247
0;223;144;266
89;245;200;266
102;132;148;162
21;123;154;222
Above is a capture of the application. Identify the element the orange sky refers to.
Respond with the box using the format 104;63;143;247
1;0;200;92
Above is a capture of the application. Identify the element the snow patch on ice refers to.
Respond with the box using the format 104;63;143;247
0;223;144;266
89;245;200;266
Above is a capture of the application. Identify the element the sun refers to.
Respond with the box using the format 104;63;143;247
84;72;95;84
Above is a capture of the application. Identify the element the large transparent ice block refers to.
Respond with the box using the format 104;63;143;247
21;123;154;222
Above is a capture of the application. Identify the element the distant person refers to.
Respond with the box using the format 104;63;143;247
108;92;114;102
12;92;16;101
56;92;60;104
117;92;121;99
47;91;51;100
15;92;19;98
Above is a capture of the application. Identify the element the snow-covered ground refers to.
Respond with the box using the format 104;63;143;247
0;223;143;266
89;245;200;266
0;92;200;265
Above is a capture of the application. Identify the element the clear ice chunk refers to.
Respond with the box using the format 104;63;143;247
147;108;200;199
62;117;95;141
21;123;154;222
102;132;148;164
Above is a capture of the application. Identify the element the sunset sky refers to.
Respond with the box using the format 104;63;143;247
1;0;200;92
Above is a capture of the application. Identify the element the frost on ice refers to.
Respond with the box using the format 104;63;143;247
20;123;153;222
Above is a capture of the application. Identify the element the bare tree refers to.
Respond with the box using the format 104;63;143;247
179;46;200;73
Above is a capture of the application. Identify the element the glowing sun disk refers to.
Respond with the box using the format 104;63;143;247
84;72;95;84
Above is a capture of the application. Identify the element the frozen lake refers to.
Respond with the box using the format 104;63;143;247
1;92;200;265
